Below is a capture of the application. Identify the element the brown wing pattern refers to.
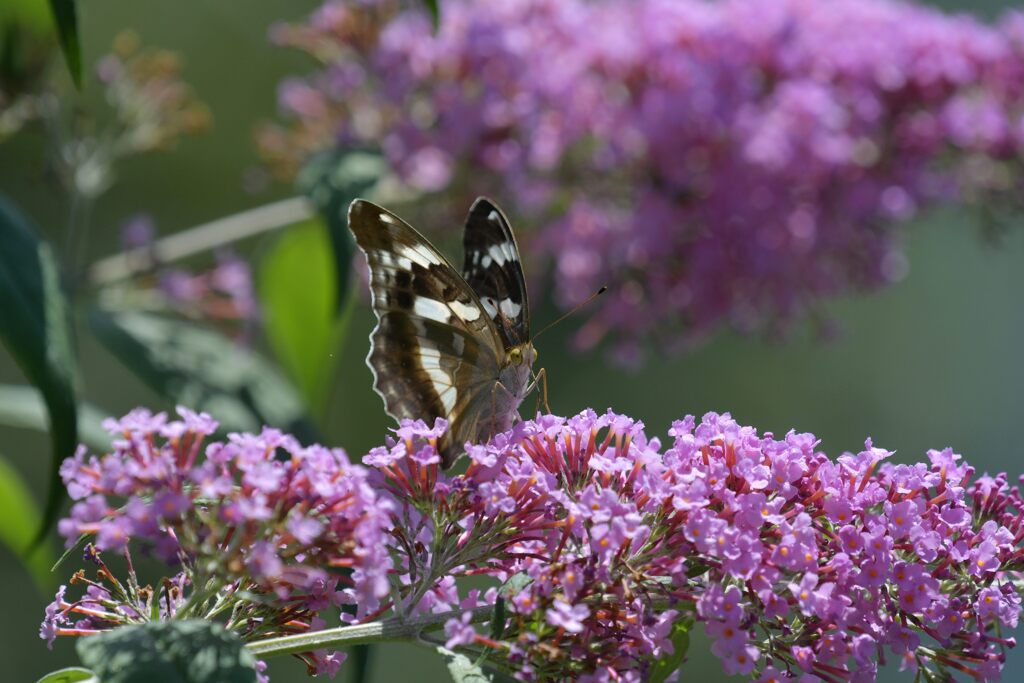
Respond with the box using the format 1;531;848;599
348;199;505;466
461;198;530;347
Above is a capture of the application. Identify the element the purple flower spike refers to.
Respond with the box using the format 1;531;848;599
45;403;1024;682
262;0;1024;362
47;406;394;674
368;407;1024;681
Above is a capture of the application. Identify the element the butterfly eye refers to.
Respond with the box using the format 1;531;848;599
508;347;523;365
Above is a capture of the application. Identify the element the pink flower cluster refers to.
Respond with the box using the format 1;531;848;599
42;404;1024;681
46;407;392;677
373;410;1024;682
264;0;1024;361
116;215;260;342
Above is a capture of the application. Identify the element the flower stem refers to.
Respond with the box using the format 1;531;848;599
64;185;95;289
88;196;315;284
246;604;493;658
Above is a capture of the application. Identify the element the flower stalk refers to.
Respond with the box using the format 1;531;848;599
246;604;494;658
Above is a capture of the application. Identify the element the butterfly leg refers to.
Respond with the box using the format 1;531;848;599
490;382;499;435
529;367;550;415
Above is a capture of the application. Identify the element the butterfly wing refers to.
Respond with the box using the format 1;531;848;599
348;199;508;466
461;198;530;347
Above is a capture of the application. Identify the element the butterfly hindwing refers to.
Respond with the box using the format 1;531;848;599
462;198;530;347
349;199;511;466
367;312;498;431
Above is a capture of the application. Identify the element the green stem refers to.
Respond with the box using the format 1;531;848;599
177;573;216;618
246;604;493;658
398;512;449;617
401;564;440;618
63;184;94;289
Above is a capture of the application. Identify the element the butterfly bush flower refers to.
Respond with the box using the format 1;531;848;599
96;31;211;154
263;0;1024;361
157;250;261;331
371;411;1024;681
363;417;560;615
3;30;209;146
42;405;1024;681
109;215;261;341
45;407;392;679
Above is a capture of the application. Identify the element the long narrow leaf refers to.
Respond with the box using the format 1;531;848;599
0;453;56;593
89;309;317;442
275;147;384;421
0;197;78;546
35;668;98;683
424;0;440;29
258;220;344;413
47;0;81;88
647;616;693;683
296;146;385;315
0;383;108;450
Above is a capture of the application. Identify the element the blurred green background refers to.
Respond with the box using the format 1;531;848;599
2;0;1023;681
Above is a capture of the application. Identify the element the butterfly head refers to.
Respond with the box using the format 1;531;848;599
505;343;537;368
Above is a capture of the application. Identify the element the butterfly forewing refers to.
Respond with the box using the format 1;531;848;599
462;198;530;347
349;199;511;466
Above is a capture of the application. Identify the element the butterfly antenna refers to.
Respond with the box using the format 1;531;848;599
531;286;607;344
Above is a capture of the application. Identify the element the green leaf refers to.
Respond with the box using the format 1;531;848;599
0;196;78;546
89;310;317;442
498;572;533;598
35;668;98;683
76;620;258;683
436;647;494;683
686;561;711;578
350;644;372;683
47;0;80;88
0;0;54;35
296;146;385;315
424;0;440;29
258;220;345;413
489;597;506;640
0;452;56;592
0;383;109;450
282;147;383;416
647;616;693;683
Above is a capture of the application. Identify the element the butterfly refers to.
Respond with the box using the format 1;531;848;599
348;197;542;468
